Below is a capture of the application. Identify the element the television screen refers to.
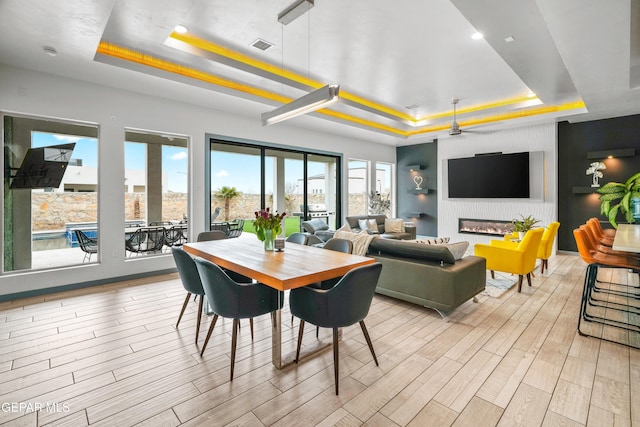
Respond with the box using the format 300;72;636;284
10;143;75;189
447;152;530;198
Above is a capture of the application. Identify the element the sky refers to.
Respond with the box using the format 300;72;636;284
32;132;188;193
31;132;335;195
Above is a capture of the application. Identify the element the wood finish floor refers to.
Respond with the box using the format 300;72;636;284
0;253;638;426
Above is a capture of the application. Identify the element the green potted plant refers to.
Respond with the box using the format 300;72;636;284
511;214;541;239
597;171;640;228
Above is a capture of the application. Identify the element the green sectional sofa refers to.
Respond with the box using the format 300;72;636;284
366;238;486;319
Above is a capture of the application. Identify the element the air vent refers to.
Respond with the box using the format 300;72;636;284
251;39;274;51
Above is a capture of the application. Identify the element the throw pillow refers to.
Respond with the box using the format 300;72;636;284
334;230;377;256
441;241;469;260
384;218;405;233
336;223;351;233
416;237;450;245
358;218;379;233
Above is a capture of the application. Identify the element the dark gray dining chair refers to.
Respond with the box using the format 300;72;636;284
290;262;383;394
286;232;308;245
195;257;283;381
197;230;228;242
172;247;205;344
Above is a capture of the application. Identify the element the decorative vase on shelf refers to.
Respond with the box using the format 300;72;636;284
632;197;640;222
263;229;275;251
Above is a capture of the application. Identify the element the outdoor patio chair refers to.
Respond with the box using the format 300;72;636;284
74;229;97;262
125;226;166;256
164;225;187;250
227;219;244;238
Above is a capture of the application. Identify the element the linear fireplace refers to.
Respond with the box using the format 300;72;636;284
459;218;514;236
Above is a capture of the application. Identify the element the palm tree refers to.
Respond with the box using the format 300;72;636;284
214;186;241;221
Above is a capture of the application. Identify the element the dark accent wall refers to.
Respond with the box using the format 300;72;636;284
396;142;438;237
558;115;640;251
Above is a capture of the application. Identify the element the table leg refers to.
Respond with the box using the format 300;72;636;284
271;290;342;369
272;303;283;369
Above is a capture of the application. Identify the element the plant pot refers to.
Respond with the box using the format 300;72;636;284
518;231;526;240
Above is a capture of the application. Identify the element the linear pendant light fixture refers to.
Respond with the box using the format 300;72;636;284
278;0;314;25
262;84;340;126
262;0;339;126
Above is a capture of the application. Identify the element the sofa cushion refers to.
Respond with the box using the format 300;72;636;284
384;218;405;233
368;238;457;264
301;219;329;233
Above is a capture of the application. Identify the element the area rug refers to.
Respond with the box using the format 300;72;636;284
481;271;518;298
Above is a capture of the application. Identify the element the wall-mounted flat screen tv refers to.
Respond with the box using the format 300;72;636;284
10;143;75;189
447;152;530;198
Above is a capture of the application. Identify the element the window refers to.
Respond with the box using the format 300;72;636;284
374;162;394;216
348;159;369;216
3;114;98;271
124;131;188;257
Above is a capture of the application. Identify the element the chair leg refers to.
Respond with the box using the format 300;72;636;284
316;326;320;338
517;275;523;292
526;272;532;287
195;295;203;344
333;327;339;395
200;314;218;357
176;293;191;328
490;270;495;279
230;319;239;381
359;320;378;366
295;320;305;363
250;318;254;340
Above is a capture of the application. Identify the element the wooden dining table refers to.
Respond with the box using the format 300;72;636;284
183;237;375;369
612;224;640;253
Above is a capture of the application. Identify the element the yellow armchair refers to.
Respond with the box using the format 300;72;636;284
474;228;544;292
537;222;560;273
503;222;560;274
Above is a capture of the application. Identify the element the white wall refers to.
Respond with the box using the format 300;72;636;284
0;64;396;298
437;123;557;247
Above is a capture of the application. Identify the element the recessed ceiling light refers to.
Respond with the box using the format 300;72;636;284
471;32;484;40
505;36;515;43
43;46;57;56
174;25;188;34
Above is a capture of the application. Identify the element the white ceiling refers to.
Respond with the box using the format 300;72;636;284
0;0;638;145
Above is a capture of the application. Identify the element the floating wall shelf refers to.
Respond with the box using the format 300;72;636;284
405;164;424;171
407;189;432;195
587;148;635;159
572;186;599;194
406;212;427;217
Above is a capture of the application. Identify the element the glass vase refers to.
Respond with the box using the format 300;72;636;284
263;229;275;251
632;197;640;221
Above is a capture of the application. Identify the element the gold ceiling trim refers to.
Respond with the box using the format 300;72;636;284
96;41;585;138
96;42;406;136
169;32;416;123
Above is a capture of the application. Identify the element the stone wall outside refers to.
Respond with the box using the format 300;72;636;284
32;192;370;231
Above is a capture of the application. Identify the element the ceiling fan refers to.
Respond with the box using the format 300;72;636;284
447;98;499;136
449;98;463;136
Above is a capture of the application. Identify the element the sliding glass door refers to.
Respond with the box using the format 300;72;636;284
210;139;341;236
